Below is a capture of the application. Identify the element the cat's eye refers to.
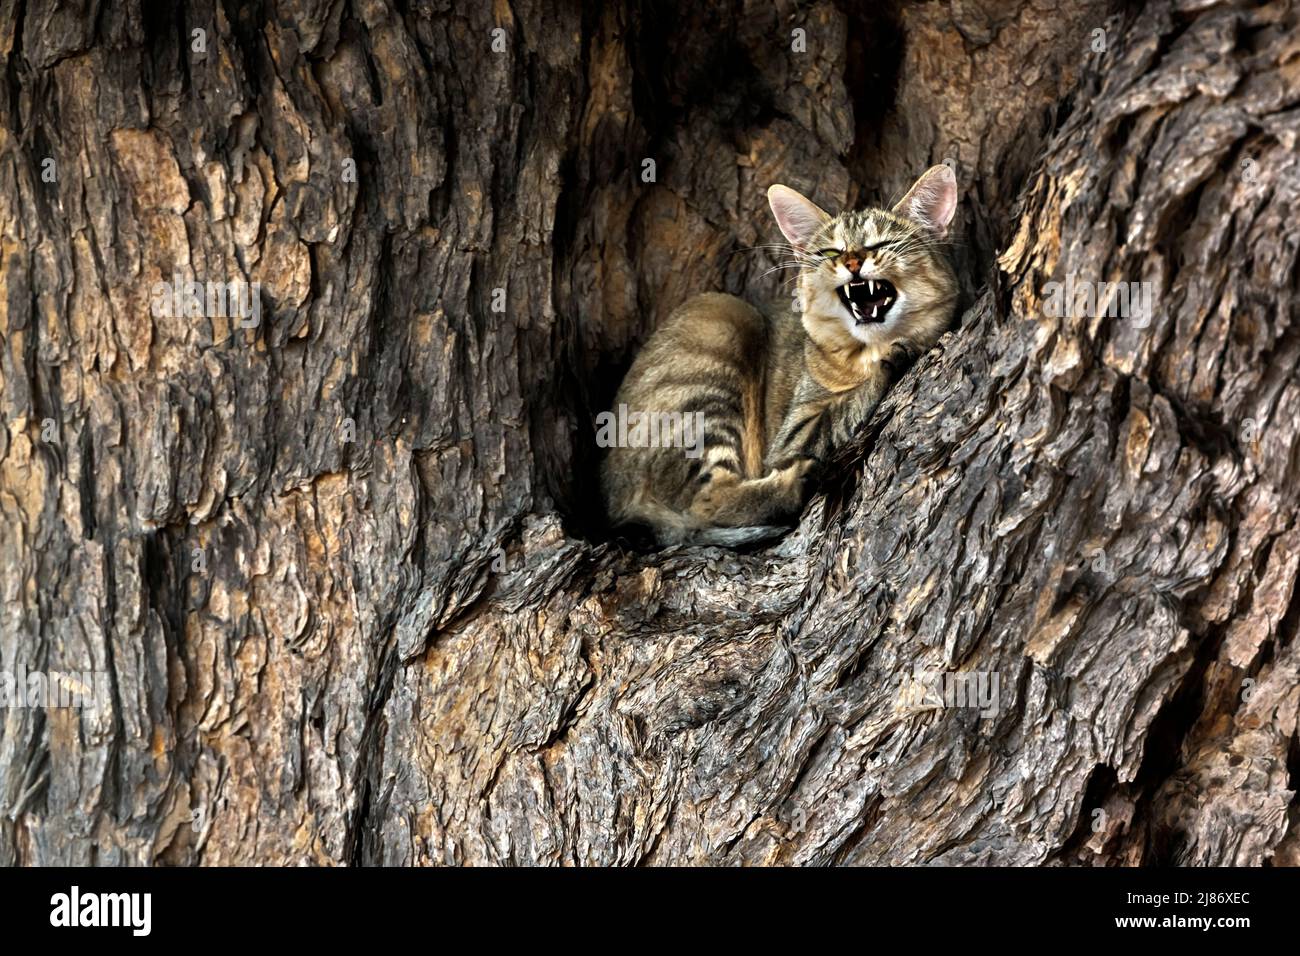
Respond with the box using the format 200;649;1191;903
816;248;842;259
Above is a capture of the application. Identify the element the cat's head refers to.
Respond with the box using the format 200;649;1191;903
767;166;959;355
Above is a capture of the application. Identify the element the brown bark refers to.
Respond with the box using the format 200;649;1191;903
0;0;1297;866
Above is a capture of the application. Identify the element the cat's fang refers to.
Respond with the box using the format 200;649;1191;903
841;276;896;324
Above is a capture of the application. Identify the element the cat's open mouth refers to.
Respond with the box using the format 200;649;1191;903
839;278;896;324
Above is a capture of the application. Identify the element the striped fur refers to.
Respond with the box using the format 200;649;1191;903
601;167;960;546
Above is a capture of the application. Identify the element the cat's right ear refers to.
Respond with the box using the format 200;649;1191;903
767;185;830;249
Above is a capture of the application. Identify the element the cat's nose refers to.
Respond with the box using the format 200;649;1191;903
843;254;863;274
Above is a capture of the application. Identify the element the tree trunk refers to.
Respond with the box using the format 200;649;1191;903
1;0;1297;866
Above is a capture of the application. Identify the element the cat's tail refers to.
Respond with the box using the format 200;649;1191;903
686;524;789;547
616;497;790;548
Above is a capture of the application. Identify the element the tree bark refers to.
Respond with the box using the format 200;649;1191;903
1;0;1297;866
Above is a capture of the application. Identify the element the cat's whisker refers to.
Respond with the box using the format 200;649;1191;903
758;264;808;281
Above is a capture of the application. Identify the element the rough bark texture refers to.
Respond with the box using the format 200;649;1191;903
1;0;1298;866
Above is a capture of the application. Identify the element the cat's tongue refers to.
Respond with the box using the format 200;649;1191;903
843;278;896;324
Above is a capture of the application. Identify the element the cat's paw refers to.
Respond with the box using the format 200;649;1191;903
772;457;815;490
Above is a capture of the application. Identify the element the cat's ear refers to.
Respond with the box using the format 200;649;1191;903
892;165;958;237
767;185;831;249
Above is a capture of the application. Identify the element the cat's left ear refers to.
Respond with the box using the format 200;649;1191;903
892;165;959;237
767;185;831;249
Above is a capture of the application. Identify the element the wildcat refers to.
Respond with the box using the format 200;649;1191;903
600;165;960;546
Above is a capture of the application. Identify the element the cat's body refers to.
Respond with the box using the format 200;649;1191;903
601;167;960;546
